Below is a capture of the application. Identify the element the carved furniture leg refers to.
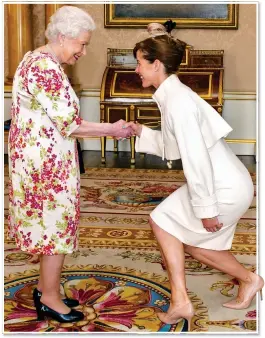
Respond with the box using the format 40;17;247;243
100;136;106;164
130;136;136;165
114;139;118;153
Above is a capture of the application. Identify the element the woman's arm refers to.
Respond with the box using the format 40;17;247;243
70;119;132;139
171;102;219;220
124;122;164;157
27;58;132;140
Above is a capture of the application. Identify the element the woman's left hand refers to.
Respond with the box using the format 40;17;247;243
202;217;223;233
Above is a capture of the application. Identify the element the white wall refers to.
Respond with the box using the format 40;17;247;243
4;90;256;156
222;92;256;155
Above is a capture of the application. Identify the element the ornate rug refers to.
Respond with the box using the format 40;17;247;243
4;168;258;333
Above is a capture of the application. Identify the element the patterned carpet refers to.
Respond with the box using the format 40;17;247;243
4;167;258;332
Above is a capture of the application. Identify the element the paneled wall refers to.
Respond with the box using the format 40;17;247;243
4;4;256;91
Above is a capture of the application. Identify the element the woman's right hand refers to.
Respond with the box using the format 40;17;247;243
111;119;134;139
123;121;143;137
202;217;223;232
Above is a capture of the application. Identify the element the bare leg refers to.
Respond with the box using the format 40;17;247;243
37;254;66;300
184;245;252;281
150;217;188;304
150;217;194;327
184;244;264;308
39;254;70;314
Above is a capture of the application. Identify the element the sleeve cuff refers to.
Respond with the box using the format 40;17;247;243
135;126;163;156
64;117;82;138
191;194;219;219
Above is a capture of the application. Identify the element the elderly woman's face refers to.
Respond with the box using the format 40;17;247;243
62;31;92;65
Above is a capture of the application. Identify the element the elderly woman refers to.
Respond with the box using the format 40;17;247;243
8;6;132;323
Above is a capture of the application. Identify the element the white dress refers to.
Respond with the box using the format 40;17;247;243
135;75;254;250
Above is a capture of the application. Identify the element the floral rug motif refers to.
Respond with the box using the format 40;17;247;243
5;266;192;332
79;178;255;217
4;167;258;333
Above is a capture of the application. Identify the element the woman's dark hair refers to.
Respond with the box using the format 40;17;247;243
133;23;187;74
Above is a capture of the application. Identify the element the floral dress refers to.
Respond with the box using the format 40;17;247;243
8;51;82;255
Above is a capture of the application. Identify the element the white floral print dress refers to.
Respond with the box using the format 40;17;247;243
8;51;82;255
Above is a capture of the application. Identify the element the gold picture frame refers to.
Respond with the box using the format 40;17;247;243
105;4;238;29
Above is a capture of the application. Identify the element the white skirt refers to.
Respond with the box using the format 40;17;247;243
150;139;254;250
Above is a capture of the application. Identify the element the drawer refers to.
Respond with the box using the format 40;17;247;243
105;106;130;123
136;106;160;119
190;55;223;68
140;120;161;128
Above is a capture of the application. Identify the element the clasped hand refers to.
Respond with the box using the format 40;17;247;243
202;217;223;233
112;120;142;139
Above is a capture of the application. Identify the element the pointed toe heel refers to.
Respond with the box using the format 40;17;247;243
186;314;193;331
222;275;264;310
187;319;191;331
36;307;45;321
33;288;42;308
36;301;84;323
157;302;194;331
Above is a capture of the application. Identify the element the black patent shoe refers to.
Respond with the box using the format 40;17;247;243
36;300;84;323
33;288;79;308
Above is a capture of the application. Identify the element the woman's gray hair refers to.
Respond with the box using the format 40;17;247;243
45;6;96;41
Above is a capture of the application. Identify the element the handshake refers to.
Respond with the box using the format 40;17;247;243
112;119;143;140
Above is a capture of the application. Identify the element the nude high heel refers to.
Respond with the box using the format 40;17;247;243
157;302;194;331
223;274;264;310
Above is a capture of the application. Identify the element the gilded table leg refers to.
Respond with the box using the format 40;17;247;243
114;139;118;153
130;136;136;164
100;136;106;164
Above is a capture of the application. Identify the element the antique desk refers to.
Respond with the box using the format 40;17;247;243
100;47;224;164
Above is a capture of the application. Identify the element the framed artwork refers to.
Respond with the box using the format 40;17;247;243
104;4;238;29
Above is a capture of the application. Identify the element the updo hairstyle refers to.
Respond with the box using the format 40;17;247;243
133;21;187;74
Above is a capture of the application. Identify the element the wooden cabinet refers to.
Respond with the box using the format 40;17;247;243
100;47;224;164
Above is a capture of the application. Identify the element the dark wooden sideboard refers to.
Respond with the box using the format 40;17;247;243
100;47;224;164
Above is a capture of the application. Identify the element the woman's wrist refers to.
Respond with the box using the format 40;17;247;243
136;124;143;137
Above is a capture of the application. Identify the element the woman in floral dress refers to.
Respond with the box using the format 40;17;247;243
8;6;132;323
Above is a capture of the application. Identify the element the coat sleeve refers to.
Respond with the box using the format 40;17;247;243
170;103;219;219
135;125;164;157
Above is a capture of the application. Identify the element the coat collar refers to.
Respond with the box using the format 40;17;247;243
152;74;182;107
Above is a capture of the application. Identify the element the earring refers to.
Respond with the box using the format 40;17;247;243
60;43;63;47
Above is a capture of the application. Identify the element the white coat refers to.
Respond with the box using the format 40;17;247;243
135;74;254;250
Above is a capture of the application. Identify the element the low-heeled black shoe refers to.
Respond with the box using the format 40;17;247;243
36;300;84;323
33;288;79;308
